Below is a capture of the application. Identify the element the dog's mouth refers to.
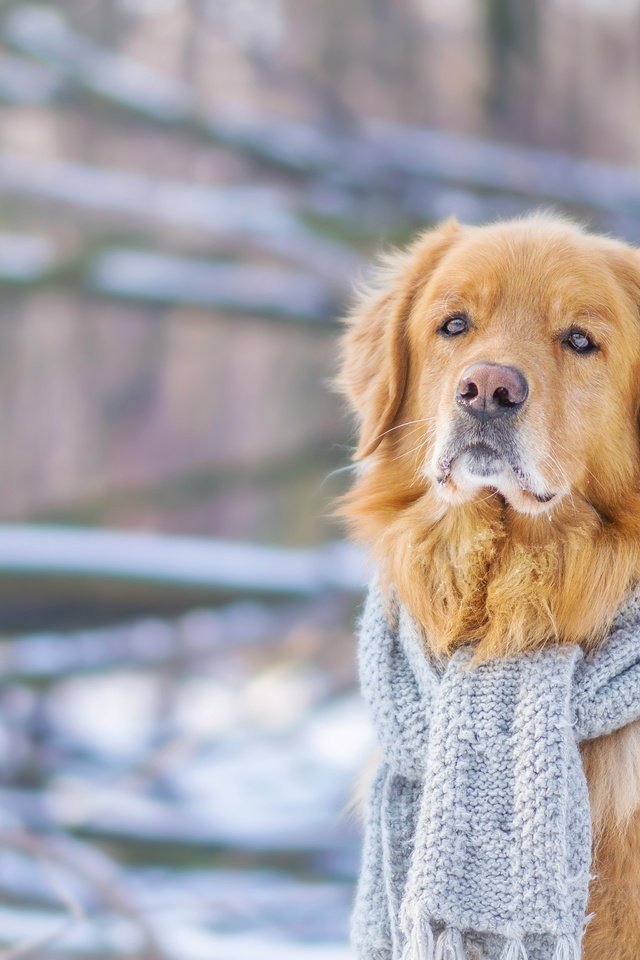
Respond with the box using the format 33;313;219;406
436;442;556;505
456;442;505;478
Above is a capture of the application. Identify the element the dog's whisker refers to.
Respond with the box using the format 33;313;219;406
537;449;575;508
371;417;438;445
390;432;435;463
314;462;361;496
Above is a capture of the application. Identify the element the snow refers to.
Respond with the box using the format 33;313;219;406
0;232;56;279
90;250;334;320
0;589;369;956
0;525;367;595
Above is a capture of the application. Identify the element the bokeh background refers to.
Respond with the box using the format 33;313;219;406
2;1;640;957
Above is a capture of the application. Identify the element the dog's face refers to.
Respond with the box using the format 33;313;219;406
341;216;640;518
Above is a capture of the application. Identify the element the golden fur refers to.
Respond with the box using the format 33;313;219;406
337;214;640;957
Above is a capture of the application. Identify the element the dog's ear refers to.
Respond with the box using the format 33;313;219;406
337;218;460;459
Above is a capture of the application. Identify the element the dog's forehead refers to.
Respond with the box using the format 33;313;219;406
425;224;618;320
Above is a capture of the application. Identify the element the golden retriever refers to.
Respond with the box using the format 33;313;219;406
336;213;640;959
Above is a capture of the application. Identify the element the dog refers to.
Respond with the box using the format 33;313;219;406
336;213;640;959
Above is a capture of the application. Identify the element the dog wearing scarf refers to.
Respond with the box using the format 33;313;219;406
336;214;640;960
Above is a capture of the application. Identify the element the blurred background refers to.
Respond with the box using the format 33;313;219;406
1;0;640;957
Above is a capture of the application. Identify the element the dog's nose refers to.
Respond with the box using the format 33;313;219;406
456;362;528;421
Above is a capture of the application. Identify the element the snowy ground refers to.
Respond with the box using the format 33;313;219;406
0;591;368;958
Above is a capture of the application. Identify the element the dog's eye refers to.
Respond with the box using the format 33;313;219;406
439;314;469;337
562;328;598;354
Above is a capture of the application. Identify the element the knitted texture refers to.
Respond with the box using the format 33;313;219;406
352;582;640;960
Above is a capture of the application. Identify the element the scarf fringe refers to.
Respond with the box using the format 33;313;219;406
401;913;435;960
552;935;581;960
500;938;528;960
434;927;465;960
401;924;580;960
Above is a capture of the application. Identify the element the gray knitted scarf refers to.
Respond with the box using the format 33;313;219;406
352;580;640;960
